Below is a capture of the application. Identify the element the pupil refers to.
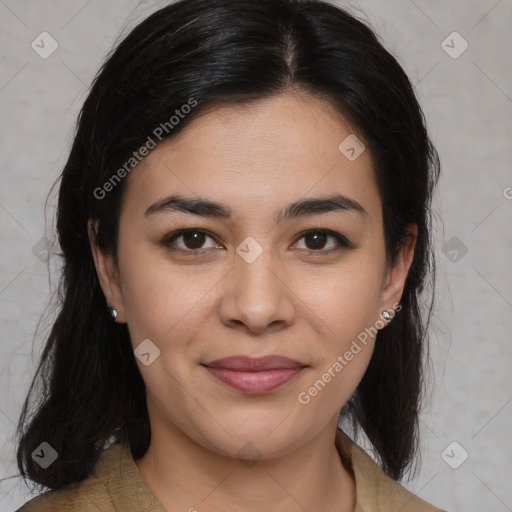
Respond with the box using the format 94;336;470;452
307;232;326;250
185;231;204;249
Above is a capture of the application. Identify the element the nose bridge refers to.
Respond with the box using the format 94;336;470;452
234;234;280;298
219;235;295;332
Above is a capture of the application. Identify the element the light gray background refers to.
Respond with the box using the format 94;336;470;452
1;1;511;511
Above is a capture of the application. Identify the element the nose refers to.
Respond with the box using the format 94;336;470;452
218;244;296;335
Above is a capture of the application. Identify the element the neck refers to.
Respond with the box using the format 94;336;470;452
134;421;356;512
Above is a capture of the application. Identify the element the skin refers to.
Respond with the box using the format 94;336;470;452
89;89;417;512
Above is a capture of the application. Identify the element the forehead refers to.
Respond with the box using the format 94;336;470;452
121;90;381;225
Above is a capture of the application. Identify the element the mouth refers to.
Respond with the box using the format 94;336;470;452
201;355;308;394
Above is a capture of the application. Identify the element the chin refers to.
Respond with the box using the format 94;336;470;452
191;415;309;460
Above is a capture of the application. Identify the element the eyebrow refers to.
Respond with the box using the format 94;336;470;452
144;193;368;223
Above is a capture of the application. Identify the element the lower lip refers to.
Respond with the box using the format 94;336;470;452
203;366;305;394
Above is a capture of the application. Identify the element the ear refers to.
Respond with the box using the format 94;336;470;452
378;223;418;320
88;219;126;323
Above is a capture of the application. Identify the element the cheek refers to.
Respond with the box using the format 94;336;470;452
295;287;379;414
301;257;384;340
293;257;384;396
117;239;216;352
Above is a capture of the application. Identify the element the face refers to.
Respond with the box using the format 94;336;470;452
90;89;415;459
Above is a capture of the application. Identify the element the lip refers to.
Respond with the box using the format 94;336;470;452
203;355;305;371
202;355;307;394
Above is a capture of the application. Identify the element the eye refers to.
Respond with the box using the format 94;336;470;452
292;229;352;253
162;228;352;255
163;229;221;253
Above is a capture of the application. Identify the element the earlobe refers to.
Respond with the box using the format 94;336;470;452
87;219;126;323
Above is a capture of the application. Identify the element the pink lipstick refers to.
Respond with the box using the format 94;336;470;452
202;355;306;394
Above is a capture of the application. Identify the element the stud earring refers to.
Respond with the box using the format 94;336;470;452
382;311;392;320
107;304;118;320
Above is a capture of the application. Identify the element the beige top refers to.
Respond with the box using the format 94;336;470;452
16;429;445;511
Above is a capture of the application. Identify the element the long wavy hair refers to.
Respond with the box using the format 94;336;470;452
15;0;440;493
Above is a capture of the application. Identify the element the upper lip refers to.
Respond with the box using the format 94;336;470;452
202;355;306;371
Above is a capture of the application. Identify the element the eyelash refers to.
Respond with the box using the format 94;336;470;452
161;228;353;256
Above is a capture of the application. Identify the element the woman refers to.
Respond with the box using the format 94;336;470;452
15;0;444;510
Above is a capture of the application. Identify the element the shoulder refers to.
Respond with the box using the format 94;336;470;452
14;480;113;512
335;429;447;512
351;442;445;511
14;443;124;512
